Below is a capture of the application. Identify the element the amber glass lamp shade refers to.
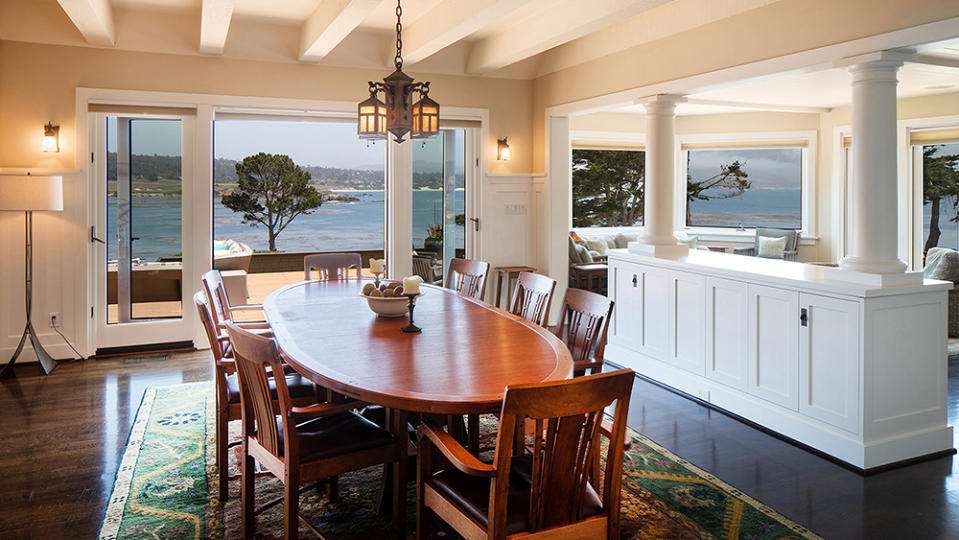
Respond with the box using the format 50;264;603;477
358;95;387;139
411;95;440;140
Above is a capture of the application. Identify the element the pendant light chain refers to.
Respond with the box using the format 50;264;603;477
394;0;403;70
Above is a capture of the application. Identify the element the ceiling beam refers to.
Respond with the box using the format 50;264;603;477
199;0;235;55
396;0;534;66
909;53;959;70
466;0;669;75
300;0;384;63
56;0;115;47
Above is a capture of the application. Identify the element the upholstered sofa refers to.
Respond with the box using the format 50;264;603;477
924;247;959;338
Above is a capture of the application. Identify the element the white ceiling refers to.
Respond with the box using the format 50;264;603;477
607;42;959;117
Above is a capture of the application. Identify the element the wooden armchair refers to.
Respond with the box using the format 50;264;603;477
201;269;271;334
225;321;408;539
304;252;363;281
506;272;556;328
194;293;319;502
554;288;614;376
417;369;635;540
445;258;491;300
732;228;799;261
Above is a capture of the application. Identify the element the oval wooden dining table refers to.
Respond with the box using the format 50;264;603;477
263;279;574;414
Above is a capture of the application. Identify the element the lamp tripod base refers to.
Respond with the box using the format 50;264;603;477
1;321;57;377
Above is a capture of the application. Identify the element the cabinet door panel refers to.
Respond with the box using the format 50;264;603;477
611;262;641;351
799;293;860;433
706;277;748;390
669;271;706;375
747;284;799;410
642;267;670;361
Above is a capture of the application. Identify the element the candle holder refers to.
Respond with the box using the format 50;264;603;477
372;271;383;288
400;293;421;333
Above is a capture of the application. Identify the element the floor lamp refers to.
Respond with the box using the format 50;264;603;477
0;174;64;376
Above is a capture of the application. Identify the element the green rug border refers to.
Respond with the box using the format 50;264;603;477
625;431;822;540
100;382;822;540
98;381;219;540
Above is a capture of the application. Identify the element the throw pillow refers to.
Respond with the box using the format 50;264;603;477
614;233;639;249
570;231;585;244
575;243;594;263
757;235;788;259
568;237;583;263
585;238;608;255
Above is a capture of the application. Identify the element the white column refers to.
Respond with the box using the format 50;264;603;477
547;116;570;323
631;94;688;257
829;55;921;286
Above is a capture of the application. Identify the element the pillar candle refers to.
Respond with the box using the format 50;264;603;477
369;258;385;273
403;275;423;295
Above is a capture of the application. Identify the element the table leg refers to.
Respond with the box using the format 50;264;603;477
390;408;408;539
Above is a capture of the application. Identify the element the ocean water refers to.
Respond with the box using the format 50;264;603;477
109;190;465;262
687;188;801;229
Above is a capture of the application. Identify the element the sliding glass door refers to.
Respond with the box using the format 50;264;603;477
412;128;471;283
92;112;196;350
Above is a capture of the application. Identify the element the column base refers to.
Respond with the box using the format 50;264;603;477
627;241;690;258
824;267;923;287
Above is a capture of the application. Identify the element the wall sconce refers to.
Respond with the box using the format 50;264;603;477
42;122;60;153
497;137;510;160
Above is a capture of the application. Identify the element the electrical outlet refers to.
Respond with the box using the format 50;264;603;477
49;312;60;328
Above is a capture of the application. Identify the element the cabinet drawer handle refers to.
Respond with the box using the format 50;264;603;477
632;274;638;287
800;308;808;327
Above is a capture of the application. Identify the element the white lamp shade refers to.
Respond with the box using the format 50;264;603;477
0;175;63;211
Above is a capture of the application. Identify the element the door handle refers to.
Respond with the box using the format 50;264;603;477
632;274;638;287
469;217;480;232
131;237;140;241
800;308;808;327
90;226;106;245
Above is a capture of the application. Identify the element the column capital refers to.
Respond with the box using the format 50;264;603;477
636;94;686;115
834;51;905;80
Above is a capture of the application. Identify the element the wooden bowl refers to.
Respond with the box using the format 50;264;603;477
361;289;423;318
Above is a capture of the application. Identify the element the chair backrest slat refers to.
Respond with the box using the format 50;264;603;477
494;370;634;534
201;269;232;327
194;292;229;366
444;258;490;300
507;272;556;327
554;288;614;374
304;253;363;281
224;321;293;457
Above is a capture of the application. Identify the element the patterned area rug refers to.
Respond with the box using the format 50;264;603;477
100;382;821;539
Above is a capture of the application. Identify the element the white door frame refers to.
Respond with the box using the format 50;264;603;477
90;112;199;349
76;88;489;355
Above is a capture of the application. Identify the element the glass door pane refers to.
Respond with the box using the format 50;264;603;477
921;143;959;258
106;117;183;323
412;129;468;283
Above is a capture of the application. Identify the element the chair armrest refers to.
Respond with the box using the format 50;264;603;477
600;418;631;450
418;421;495;478
732;247;755;256
229;304;264;311
573;358;604;373
289;400;365;419
783;250;799;262
219;321;272;331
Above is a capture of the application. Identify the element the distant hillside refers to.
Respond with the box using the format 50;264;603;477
109;153;445;192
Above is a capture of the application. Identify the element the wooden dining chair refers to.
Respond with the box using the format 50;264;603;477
194;293;320;503
554;288;615;376
506;272;556;327
201;269;272;335
417;369;635;540
445;258;490;300
225;321;409;540
304;252;363;281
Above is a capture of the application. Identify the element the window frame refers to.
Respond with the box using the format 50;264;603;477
675;131;817;244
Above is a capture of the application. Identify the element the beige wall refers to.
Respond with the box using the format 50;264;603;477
571;111;820;134
0;40;534;173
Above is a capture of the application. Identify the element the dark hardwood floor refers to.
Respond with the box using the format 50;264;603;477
2;352;959;538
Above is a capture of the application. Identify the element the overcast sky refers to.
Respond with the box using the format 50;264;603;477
688;148;802;190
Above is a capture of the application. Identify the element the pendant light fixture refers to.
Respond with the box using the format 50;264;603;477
358;0;439;143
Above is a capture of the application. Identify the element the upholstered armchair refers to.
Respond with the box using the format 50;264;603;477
924;247;959;338
733;228;800;261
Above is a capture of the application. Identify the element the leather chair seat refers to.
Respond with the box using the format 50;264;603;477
225;371;316;404
428;454;603;535
274;411;395;461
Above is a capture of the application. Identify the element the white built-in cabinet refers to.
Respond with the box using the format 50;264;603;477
606;251;952;470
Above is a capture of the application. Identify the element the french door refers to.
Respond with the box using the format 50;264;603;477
91;112;198;350
411;127;477;282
